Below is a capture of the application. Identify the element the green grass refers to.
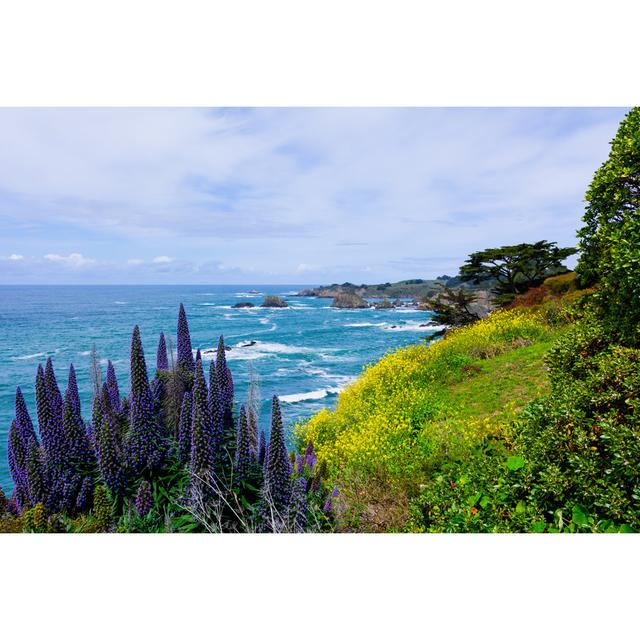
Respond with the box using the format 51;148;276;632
441;337;556;426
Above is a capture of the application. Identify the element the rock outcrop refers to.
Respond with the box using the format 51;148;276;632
331;292;370;309
261;295;288;308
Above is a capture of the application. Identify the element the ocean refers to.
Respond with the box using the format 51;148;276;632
0;284;442;490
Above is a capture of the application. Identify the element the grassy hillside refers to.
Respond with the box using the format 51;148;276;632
297;304;566;531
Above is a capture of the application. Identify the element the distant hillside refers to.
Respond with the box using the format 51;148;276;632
296;275;492;301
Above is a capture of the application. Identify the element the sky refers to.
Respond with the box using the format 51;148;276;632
0;107;629;285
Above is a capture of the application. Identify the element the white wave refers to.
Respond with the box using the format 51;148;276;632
234;292;262;297
12;352;47;361
114;301;127;305
200;340;328;362
394;308;420;313
79;350;92;356
384;321;447;332
280;385;345;404
198;303;233;308
344;322;387;328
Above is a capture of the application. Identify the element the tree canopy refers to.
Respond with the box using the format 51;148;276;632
459;241;577;305
576;107;640;345
423;285;480;327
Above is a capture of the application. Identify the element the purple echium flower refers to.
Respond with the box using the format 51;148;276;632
26;440;48;507
234;406;254;484
41;358;65;469
176;303;195;373
304;441;317;470
195;348;202;365
96;394;126;498
264;396;292;512
177;391;192;463
190;359;215;479
128;325;164;474
44;357;63;429
135;480;153;517
35;364;52;453
8;420;31;509
15;387;38;448
207;366;225;468
66;364;81;418
76;475;93;511
215;336;235;441
208;361;216;394
295;454;306;475
156;332;169;371
62;390;92;467
258;430;267;467
289;476;308;531
105;360;121;413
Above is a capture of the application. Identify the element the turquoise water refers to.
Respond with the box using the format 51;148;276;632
0;285;441;490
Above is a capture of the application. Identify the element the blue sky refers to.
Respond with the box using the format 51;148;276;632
0;107;629;284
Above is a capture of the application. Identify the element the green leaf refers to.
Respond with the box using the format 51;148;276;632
531;521;546;533
515;500;526;514
467;492;482;507
506;456;525;471
479;495;491;509
619;524;636;533
571;504;589;526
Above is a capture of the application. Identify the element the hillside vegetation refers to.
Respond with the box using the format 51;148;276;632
298;107;640;533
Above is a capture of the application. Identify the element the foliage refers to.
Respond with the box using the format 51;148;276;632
298;308;554;517
407;318;640;533
576;107;640;346
422;284;480;327
459;241;576;305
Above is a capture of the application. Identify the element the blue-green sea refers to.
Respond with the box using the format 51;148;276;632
0;285;442;490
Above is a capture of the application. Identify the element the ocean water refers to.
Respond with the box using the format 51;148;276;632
0;285;442;490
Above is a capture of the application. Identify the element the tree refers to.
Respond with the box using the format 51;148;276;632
576;107;640;345
459;241;576;305
423;285;480;327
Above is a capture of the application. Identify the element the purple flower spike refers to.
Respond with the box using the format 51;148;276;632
176;303;195;373
264;396;292;512
190;359;216;479
135;480;153;517
178;391;192;463
105;360;121;413
67;364;81;417
128;325;165;474
156;332;169;371
234;406;254;484
258;430;267;467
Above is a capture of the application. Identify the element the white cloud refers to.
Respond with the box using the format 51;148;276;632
296;263;319;273
8;253;23;260
0;107;628;283
44;252;96;269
